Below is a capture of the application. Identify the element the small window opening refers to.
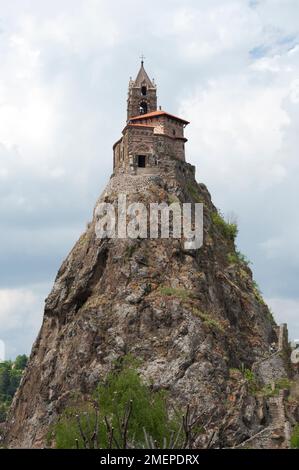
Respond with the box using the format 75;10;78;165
139;102;148;114
172;129;176;136
141;86;147;96
137;155;146;168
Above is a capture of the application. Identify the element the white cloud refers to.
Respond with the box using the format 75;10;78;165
0;288;40;331
170;2;262;62
0;284;49;358
180;76;290;190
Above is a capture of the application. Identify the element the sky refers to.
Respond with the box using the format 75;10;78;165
0;0;298;358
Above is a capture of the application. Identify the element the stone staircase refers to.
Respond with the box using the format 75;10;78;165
236;324;293;449
236;390;290;449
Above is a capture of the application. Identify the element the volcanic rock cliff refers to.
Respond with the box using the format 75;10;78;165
4;171;297;449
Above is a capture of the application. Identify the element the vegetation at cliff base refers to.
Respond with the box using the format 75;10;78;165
52;357;189;449
0;355;28;422
260;378;292;398
291;424;299;448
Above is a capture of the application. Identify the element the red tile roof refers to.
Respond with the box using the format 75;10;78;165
129;110;189;125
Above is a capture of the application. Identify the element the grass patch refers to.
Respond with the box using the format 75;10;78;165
291;424;299;449
159;286;193;301
211;212;238;242
260;378;292;398
186;183;204;203
229;365;258;393
252;281;265;305
192;309;225;333
243;368;256;383
227;251;251;267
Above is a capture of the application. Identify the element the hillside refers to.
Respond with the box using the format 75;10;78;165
3;173;297;448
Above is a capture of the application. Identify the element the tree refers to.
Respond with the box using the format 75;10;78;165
0;355;28;423
14;355;28;370
51;356;211;449
0;365;10;398
53;357;185;449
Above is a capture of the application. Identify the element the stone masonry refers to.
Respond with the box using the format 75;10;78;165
113;61;195;179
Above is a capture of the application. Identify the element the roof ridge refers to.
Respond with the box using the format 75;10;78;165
129;110;189;125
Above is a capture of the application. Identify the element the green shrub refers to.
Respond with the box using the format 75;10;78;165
0;401;10;422
211;212;238;242
252;281;265;305
261;378;292;398
53;358;183;449
0;355;28;423
276;378;292;389
14;355;28;370
239;367;258;393
159;286;192;301
227;251;251;266
192;309;225;333
186;183;204;203
291;424;299;448
243;368;255;383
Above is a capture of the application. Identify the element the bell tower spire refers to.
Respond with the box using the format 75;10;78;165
127;60;157;120
140;53;145;66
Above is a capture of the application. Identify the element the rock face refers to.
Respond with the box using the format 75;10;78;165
4;172;294;448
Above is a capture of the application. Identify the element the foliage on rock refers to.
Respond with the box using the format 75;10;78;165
0;355;28;422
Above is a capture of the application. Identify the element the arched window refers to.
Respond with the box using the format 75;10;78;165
141;86;147;96
139;102;148;114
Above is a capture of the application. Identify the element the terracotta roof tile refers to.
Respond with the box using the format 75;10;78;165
129;110;189;125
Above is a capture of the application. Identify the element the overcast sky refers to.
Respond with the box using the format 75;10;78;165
0;0;298;358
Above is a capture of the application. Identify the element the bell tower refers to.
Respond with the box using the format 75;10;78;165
127;58;157;120
113;59;194;180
